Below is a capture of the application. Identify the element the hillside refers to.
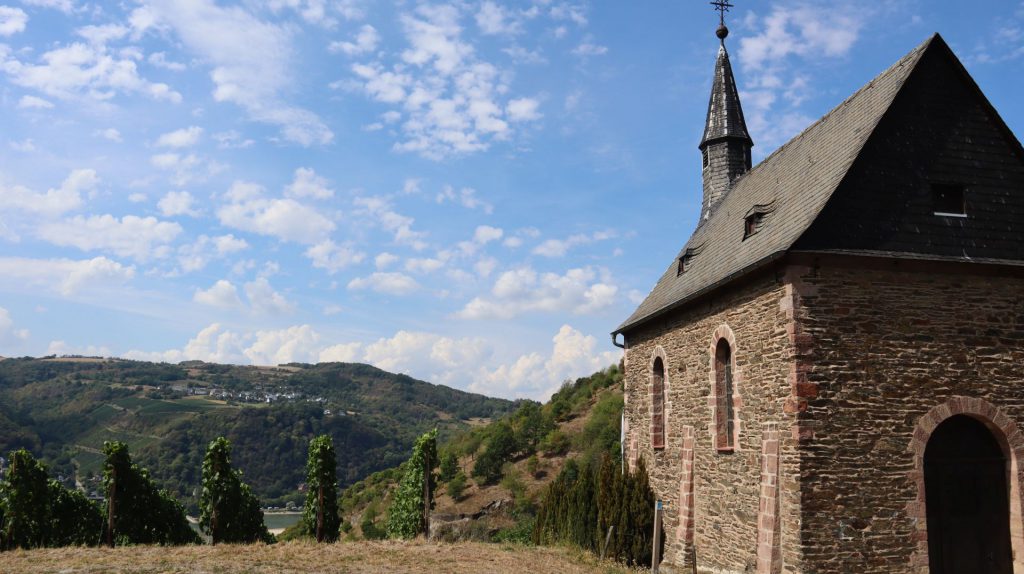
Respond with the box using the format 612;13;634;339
0;357;517;511
334;366;623;542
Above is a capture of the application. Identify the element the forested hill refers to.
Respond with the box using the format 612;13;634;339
0;357;518;511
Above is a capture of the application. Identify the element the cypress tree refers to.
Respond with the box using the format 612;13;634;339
303;435;340;542
200;437;274;544
102;441;200;546
385;429;437;539
0;449;51;550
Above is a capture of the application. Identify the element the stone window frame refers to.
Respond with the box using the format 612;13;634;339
907;396;1024;573
708;324;742;452
649;346;670;451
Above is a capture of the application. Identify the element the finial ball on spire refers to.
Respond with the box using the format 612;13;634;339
710;0;734;40
716;24;729;40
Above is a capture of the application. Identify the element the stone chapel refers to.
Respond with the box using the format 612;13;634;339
613;22;1024;574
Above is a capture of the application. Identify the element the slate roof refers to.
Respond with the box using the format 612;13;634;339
700;43;752;149
615;35;935;335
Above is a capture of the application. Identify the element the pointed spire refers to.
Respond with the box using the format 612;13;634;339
698;6;753;222
700;41;752;150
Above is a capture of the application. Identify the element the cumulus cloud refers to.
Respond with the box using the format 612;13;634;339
532;230;616;257
345;3;541;159
0;28;181;103
347;272;419;296
175;234;248;273
157;190;198;217
38;214;181;261
96;128;122;141
137;0;332;145
0;168;97;217
0;7;28;37
194;279;243;308
457;266;617;319
21;0;75;14
217;180;335;244
738;3;864;150
285;167;333;199
475;1;521;36
18;95;53;109
435;185;493;214
0;256;134;295
375;252;399;269
0;306;29;346
571;42;607;57
472;325;620;399
244;277;295;314
305;240;365;273
353;195;427;250
155;126;203;148
329;24;379;56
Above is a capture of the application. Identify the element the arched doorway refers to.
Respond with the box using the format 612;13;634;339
925;414;1013;573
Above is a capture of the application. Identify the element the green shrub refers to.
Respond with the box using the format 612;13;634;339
385;429;437;539
447;471;467;501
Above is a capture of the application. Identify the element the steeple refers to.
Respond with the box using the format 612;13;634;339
699;2;753;222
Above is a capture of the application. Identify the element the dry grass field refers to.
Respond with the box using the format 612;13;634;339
0;540;637;574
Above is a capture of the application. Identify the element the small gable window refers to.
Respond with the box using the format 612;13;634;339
676;244;705;276
742;200;776;240
932;184;966;217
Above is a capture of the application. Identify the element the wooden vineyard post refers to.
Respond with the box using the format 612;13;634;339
652;500;664;573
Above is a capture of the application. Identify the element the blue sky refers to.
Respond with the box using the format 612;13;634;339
0;0;1022;399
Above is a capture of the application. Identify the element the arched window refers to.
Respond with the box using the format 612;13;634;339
651;357;666;450
714;339;735;450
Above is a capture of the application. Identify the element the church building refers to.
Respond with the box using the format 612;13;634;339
614;15;1024;574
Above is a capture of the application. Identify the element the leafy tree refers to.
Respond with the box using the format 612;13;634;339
0;449;50;550
472;422;517;484
385;429;437;539
438;450;458;483
512;402;554;452
200;437;273;544
102;441;200;546
446;471;467;501
47;479;102;547
303;435;340;542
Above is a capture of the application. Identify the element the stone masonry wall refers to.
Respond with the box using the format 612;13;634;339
623;270;801;573
794;262;1024;573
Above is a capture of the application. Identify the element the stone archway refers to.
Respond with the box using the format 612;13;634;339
908;397;1024;573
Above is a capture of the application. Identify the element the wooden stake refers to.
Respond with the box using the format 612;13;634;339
601;525;614;560
652;500;663;574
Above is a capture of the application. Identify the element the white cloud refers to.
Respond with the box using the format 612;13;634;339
0;169;97;217
347;272;419;296
571;42;608;57
147;51;186;71
738;3;864;150
0;34;181;103
244;277;295;314
0;7;27;37
346;3;537;159
457;266;618;319
124;323;246;364
17;95;53;109
149;152;221;187
244;325;319;364
0;307;29;345
128;192;147;203
139;0;332;145
157;190;198;217
176;234;248;273
353;195;427;249
473;225;503;244
97;127;122;141
9;138;34;152
506;97;541;122
155;126;203;148
0;256;134;296
194;279;243;308
476;1;520;36
375;252;399;269
318;341;362;362
401;178;421;195
217;180;336;244
435;185;493;214
285;167;333;199
212;130;254;149
473;325;620;399
305;240;365;273
21;0;75;14
329;24;379;56
38;214;182;261
405;257;444;274
532;230;616;257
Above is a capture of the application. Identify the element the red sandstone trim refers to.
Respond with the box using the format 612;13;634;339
650;346;669;451
756;423;782;574
907;397;1024;573
708;324;741;451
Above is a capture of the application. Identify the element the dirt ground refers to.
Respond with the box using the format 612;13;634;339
0;540;637;573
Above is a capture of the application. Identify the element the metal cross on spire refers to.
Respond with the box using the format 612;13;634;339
710;0;733;26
